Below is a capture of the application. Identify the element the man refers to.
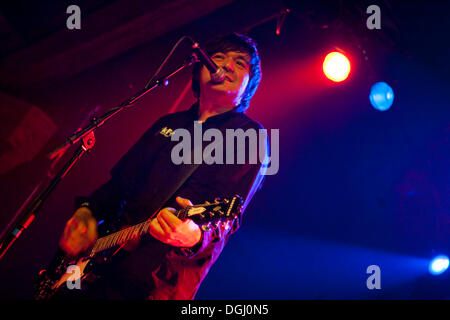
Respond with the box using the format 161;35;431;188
57;33;266;299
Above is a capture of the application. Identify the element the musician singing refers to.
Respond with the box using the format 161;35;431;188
56;33;266;300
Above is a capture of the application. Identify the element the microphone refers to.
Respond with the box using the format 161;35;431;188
191;41;226;83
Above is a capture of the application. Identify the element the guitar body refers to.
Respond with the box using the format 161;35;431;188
34;196;242;300
52;257;91;291
34;248;105;299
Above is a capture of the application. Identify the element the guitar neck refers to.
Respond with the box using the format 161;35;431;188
90;220;150;255
89;206;192;256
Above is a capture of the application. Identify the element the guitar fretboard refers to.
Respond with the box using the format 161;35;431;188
88;206;193;255
88;200;235;256
90;219;152;255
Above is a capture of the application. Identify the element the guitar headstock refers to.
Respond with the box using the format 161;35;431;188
179;195;243;225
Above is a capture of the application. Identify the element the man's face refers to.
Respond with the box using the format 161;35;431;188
199;50;251;106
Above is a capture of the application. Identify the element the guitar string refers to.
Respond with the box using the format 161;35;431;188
90;201;225;255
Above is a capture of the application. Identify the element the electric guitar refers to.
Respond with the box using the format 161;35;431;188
34;195;242;300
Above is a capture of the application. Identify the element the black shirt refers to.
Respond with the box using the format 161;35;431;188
76;102;267;299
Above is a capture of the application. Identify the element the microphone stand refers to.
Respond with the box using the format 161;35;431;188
0;55;197;260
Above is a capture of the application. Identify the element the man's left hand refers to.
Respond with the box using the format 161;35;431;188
149;196;202;247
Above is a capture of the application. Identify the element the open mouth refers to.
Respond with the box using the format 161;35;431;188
210;75;233;84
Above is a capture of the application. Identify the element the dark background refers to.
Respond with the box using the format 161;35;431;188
0;0;449;299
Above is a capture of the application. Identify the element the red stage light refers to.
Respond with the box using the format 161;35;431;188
323;52;351;82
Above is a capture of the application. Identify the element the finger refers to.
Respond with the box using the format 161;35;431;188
149;217;165;240
157;211;173;234
176;196;193;208
64;236;83;256
86;220;98;242
72;222;89;245
63;218;78;239
69;217;79;230
63;226;76;246
75;220;88;235
160;208;183;229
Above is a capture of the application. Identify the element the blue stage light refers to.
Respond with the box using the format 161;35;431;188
369;82;394;111
428;255;449;276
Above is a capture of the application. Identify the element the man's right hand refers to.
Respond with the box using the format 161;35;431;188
59;207;98;256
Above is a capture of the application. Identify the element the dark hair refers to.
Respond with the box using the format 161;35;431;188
192;33;262;113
